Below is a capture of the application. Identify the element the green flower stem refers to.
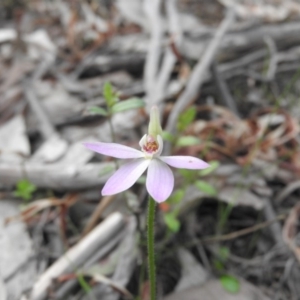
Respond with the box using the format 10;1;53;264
147;196;156;300
108;116;116;143
108;116;119;170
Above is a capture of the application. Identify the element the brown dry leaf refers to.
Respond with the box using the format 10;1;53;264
164;279;269;300
186;105;299;171
283;203;300;264
5;194;78;224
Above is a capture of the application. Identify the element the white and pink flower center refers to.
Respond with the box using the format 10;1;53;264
143;139;159;154
140;134;163;157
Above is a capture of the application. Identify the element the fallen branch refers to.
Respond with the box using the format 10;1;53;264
30;212;125;300
0;162;114;190
55;229;125;299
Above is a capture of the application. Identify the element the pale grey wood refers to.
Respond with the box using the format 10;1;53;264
0;276;7;300
0;200;37;300
0;162;115;190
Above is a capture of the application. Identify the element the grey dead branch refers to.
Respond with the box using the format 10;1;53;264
1;0;300;299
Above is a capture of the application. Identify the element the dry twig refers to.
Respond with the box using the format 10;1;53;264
202;213;286;243
283;204;300;264
81;195;116;237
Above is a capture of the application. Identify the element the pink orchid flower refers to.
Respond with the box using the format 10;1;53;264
84;107;209;203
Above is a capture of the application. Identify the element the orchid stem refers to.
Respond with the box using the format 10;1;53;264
108;116;119;169
108;116;116;143
147;196;156;300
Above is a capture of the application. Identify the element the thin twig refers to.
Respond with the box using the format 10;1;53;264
211;61;240;117
219;48;268;73
143;0;163;108
24;84;57;140
275;180;300;203
201;213;286;243
263;197;285;245
81;195;115;237
264;36;278;81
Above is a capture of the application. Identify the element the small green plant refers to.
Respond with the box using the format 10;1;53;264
163;189;185;233
212;246;240;293
213;246;229;272
178;160;219;196
14;179;37;201
88;82;145;117
161;159;219;234
177;106;197;132
88;82;145;145
175;136;200;147
77;273;92;294
198;160;219;176
195;180;217;196
164;212;180;233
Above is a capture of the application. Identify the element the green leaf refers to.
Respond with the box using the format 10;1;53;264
88;106;108;116
77;273;92;293
213;259;224;271
220;275;240;294
161;131;174;142
103;82;118;107
195;180;217;196
177;106;197;132
167;189;185;204
111;98;145;113
198;160;220;176
219;246;230;262
164;213;181;232
14;179;37;201
98;165;115;177
178;169;195;183
176;136;200;147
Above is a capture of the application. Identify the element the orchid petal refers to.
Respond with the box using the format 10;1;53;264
139;134;147;149
83;142;143;159
155;135;163;156
102;159;150;195
160;156;209;169
146;159;174;203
